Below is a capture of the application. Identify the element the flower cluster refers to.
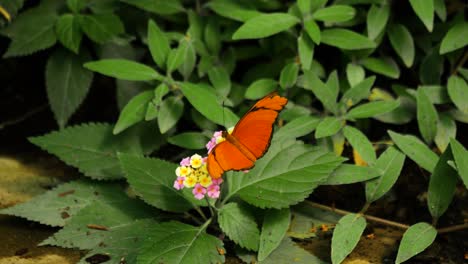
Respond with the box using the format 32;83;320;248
173;154;223;200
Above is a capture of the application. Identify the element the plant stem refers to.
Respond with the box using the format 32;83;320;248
184;212;203;225
451;49;468;75
437;223;468;234
194;206;208;221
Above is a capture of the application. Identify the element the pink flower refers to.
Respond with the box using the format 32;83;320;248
192;184;206;200
207;184;220;199
212;178;223;185
180;157;191;167
206;139;216;153
173;177;185;190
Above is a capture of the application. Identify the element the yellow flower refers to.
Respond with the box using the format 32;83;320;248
198;175;212;188
183;176;197;188
190;154;203;168
177;166;191;177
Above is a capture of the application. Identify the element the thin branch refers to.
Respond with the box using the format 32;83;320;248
451;48;468;75
437;223;468;234
0;104;48;130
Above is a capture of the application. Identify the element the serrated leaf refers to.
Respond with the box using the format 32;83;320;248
56;14;82;53
119;154;197;212
343;125;376;165
331;214;366;264
440;22;468;54
346;100;400;119
366;4;389;40
279;62;299;89
341;76;375;107
157;96;184;134
301;70;337;113
304;19;321;44
409;0;434;32
388;130;438;173
46;48;93;128
226;139;344;208
365;146;405;203
0;180;130;226
29;123;155;180
298;33;314;70
260;237;326;264
447;75;468;113
388;24;415;67
138;221;225;264
417;88;438;144
395;223;437;264
326;164;381;185
114;90;153;134
450;138;468;189
180;82;239;127
41;197;155;249
147;19;170;69
84;59;163;81
78;13;123;43
361;57;400;79
321;29;376;50
208;66;231;97
206;0;261;22
218;202;260;251
232;13;300;40
315;117;344;139
346;63;365;88
275;115;320;140
435;112;456;153
245;79;277;99
427;145;457;219
121;0;184;15
258;208;290;261
313;5;355;23
168;132;209;149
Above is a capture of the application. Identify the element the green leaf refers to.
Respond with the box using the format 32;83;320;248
232;13;300;40
343;125;376;165
412;85;449;104
178;40;197;80
0;180;130;226
218;202;260;251
435;113;456;152
360;57;400;79
447;75;468;113
3;10;57;57
260;238;327;264
298;33;314;70
84;59;163;81
419;48;443;85
245;79;278;99
346;100;400;119
41;197;155;249
180;82;239;127
145;83;169;121
301;70;337;113
433;0;446;21
321;29;376;50
315;117;344;139
157;96;184;134
227;139;344;208
258;208;290;261
395;223;437;264
167;44;187;74
55;14;82;53
450;138;468;189
427;145;458;219
297;0;312;14
208;66;231;97
205;18;221;54
388;24;415;67
365;147;405;203
341;76;376;108
147;20;170;69
275;115;320;140
313;5;355;23
46;49;93;128
168;132;209;149
78;13;124;43
288;204;341;239
326;164;381;185
331;214;367;264
409;0;434;32
114;90;153;134
121;0;184;15
388;130;438;173
326;70;340;101
366;4;389;40
440;22;468;54
206;0;261;22
417;88;438;143
138;221;225;264
119;154;197;212
279;63;299;89
346;63;365;87
304;19;321;44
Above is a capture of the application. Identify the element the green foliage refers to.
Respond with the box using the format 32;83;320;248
258;208;290;261
232;13;300;40
395;223;437;264
331;214;367;264
326;164;381;185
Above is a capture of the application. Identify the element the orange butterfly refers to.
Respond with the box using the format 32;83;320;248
207;92;288;178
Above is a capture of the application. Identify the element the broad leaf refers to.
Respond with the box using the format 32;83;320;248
366;4;389;40
258;208;290;261
346;100;400;119
301;70;337;113
275;115;320;140
114;90;153;134
331;214;366;264
304;19;321;44
208;66;231;97
434;112;456;152
218;202;260;251
326;164;381;185
417;88;438;143
343;125;376;165
279;63;299;89
360;57;400;79
298;33;314;70
46;48;93;128
315;117;344;139
232;13;300;40
55;14;82;53
84;59;163;81
147;19;170;69
447;75;468;113
121;0;184;15
395;223;437;264
245;79;277;99
157;96;184;134
168;132;209;150
346;63;365;88
365;147;405;203
207;0;261;22
321;29;376;50
450;138;468;189
313;5;355;23
388;24;415;67
440;22;468;54
388;131;438;173
409;0;434;32
341;76;376;107
78;13;124;43
138;221;225;264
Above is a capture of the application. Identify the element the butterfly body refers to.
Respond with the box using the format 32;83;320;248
207;92;288;178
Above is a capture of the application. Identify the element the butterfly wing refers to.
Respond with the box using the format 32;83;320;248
207;92;288;178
